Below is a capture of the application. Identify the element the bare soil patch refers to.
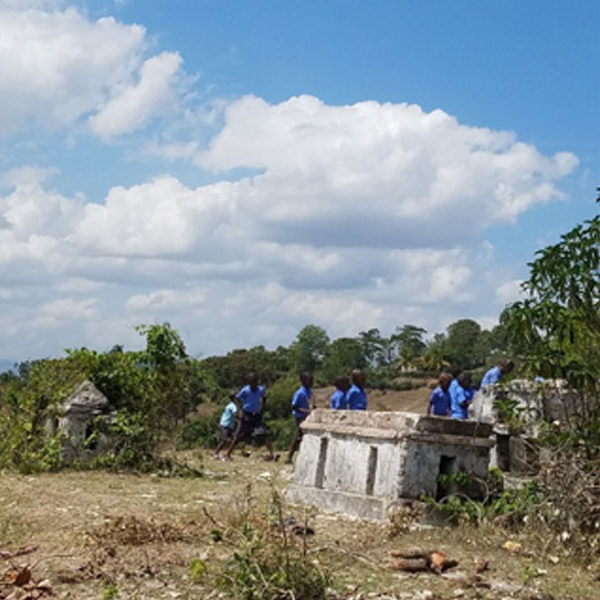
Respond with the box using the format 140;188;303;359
0;454;596;599
313;382;433;413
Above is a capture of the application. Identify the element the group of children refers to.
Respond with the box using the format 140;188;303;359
213;368;368;463
213;359;513;463
428;359;514;419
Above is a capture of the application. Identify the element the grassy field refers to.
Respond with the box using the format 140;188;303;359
0;449;597;599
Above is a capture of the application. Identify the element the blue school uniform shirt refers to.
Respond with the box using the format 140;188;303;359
330;389;347;409
291;385;312;420
236;385;265;414
430;385;450;416
450;384;473;419
481;366;502;388
346;384;367;410
219;401;238;428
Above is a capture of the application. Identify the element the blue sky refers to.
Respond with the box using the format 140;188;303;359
0;0;597;362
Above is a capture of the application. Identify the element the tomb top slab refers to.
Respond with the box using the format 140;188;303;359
302;409;493;440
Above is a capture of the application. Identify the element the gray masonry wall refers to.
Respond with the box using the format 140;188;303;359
286;409;493;521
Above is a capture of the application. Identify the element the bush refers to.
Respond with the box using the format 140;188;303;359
423;469;542;527
178;410;222;449
268;417;296;451
264;373;299;420
212;489;330;600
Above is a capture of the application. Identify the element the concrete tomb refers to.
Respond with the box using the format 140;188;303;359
286;409;493;521
470;379;578;475
55;380;110;461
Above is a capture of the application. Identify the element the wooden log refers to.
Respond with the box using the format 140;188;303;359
390;558;429;572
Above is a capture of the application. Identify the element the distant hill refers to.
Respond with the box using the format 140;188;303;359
0;360;15;374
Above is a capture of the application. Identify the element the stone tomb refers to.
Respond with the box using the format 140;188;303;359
286;409;493;521
57;380;110;461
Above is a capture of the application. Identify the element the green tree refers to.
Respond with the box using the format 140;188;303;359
290;325;330;372
135;322;187;371
201;345;288;388
445;319;483;370
393;324;427;367
321;337;367;382
358;328;400;366
503;193;600;390
501;191;600;456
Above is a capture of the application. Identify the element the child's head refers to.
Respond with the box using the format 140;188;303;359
300;371;314;388
499;359;514;375
351;369;365;388
457;371;472;389
246;371;259;389
438;371;452;391
334;375;350;392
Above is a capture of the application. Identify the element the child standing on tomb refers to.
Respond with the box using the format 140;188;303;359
224;372;278;462
428;372;452;416
346;369;367;410
330;375;350;409
285;371;314;464
213;393;239;459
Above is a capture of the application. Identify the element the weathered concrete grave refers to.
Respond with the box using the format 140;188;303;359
470;379;579;474
286;409;493;521
57;380;110;461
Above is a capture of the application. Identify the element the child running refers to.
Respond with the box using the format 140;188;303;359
285;371;314;464
224;372;278;462
330;375;350;409
428;372;452;416
213;393;238;459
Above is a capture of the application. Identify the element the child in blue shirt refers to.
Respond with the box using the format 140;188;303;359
346;369;367;410
224;372;278;462
213;395;238;459
480;359;514;388
450;372;474;419
428;372;452;416
330;375;350;409
285;372;314;464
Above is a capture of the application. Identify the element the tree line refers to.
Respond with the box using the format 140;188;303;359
1;187;599;471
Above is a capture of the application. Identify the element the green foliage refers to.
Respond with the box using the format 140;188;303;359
445;319;483;370
423;470;542;527
189;557;208;582
264;372;300;420
290;325;330;372
267;417;296;451
201;345;290;388
502;191;600;454
178;410;222;449
503;197;600;391
358;328;395;367
492;388;528;432
101;583;119;599
394;324;427;367
0;357;88;473
0;323;216;473
320;337;366;382
214;490;329;600
135;322;186;371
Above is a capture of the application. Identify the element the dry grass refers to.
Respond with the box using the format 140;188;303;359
0;451;597;599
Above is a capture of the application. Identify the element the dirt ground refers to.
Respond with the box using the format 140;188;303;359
313;381;433;414
0;451;597;600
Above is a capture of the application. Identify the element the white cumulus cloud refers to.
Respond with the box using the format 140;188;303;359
89;52;183;141
0;3;184;138
0;93;579;359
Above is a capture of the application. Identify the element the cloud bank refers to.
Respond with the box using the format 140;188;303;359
0;87;578;358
